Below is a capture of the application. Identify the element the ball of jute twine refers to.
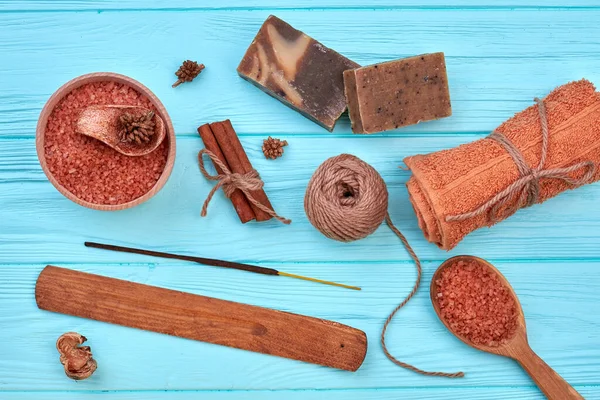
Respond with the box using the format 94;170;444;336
305;154;464;378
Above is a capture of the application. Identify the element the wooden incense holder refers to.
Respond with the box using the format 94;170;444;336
36;266;367;371
431;256;583;400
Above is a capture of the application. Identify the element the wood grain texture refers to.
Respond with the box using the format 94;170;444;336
1;387;599;400
0;1;598;11
1;10;600;137
35;266;367;371
2;2;600;399
515;346;585;400
2;137;600;264
431;257;583;399
1;262;598;391
35;72;177;211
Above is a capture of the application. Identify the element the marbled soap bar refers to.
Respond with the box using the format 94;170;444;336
237;15;359;131
344;53;451;134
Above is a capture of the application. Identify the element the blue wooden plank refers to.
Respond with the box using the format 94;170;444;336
1;387;599;400
0;261;598;390
1;1;599;11
1;3;600;400
0;10;599;137
2;137;600;264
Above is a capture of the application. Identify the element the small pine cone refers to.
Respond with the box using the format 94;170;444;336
119;111;155;145
173;60;205;87
262;136;288;160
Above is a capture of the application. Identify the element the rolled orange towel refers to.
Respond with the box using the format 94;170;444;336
405;79;600;250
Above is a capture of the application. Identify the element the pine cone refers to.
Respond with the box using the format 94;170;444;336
119;111;156;145
173;60;205;87
262;137;288;160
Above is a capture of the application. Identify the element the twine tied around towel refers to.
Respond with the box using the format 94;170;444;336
447;98;596;223
198;149;291;224
305;154;464;378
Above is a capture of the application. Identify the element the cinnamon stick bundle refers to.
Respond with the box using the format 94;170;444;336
405;79;600;250
198;120;275;223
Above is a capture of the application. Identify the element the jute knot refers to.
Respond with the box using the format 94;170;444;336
304;154;388;242
198;149;291;224
219;170;264;198
305;154;464;378
447;97;596;223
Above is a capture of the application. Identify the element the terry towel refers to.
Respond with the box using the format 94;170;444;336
405;79;600;250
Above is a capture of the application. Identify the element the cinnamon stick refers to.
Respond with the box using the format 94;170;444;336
197;124;256;223
210;120;275;221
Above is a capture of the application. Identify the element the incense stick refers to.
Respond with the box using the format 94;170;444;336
84;242;360;291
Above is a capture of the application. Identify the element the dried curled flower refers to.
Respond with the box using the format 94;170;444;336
262;136;288;160
119;111;155;145
56;332;97;380
173;60;205;88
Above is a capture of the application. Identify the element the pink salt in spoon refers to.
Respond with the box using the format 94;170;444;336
76;105;166;156
430;255;583;400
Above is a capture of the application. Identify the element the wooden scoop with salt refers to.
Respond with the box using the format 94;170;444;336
76;105;166;156
431;255;583;400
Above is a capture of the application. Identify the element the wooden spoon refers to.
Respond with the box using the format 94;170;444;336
430;255;583;400
76;105;166;156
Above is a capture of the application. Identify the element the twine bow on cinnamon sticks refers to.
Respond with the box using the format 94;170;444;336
199;149;290;224
447;98;596;223
197;120;290;224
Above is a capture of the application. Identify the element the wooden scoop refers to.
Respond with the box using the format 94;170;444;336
76;105;166;156
430;256;583;400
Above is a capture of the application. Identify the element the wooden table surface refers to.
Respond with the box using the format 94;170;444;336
1;1;599;399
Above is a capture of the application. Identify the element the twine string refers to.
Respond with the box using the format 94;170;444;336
304;154;464;378
447;98;596;223
382;213;465;378
198;149;291;224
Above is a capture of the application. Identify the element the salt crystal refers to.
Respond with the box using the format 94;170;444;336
435;260;518;347
43;81;168;205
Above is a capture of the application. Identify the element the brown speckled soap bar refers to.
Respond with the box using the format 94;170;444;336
237;15;359;131
344;53;451;134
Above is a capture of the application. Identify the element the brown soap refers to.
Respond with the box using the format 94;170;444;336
237;15;359;131
344;53;451;134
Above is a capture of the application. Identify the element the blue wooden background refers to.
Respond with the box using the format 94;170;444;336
1;1;600;399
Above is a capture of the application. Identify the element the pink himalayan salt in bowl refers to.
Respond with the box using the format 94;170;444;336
36;73;176;211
